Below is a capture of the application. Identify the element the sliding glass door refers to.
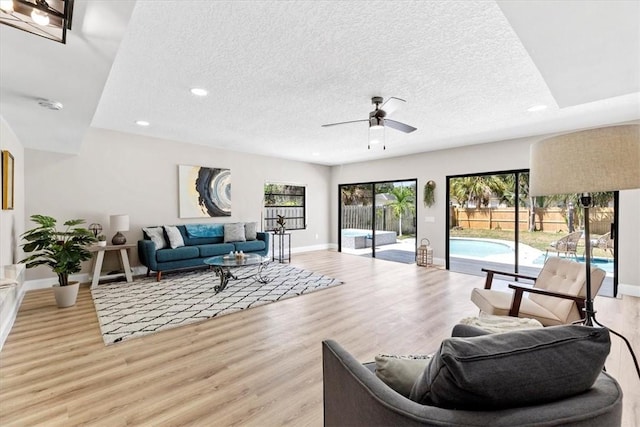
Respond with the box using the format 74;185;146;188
447;170;618;296
339;179;417;264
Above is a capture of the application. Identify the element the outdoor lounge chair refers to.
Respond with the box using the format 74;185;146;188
470;257;606;326
544;230;582;260
591;232;614;258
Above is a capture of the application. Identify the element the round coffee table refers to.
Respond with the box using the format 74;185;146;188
204;253;270;293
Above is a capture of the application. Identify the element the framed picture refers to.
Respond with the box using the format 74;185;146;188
2;150;14;210
178;164;231;218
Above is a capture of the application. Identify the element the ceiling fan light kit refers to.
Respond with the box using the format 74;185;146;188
322;96;417;150
0;0;74;43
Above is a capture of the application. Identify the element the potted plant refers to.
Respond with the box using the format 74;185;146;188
97;235;107;247
20;215;96;308
276;215;287;234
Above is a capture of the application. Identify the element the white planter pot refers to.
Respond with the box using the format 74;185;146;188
97;241;107;247
53;281;79;308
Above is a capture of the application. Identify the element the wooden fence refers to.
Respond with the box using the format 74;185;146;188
264;207;305;231
341;205;416;235
451;207;614;234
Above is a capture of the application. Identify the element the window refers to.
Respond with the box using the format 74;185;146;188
264;183;306;231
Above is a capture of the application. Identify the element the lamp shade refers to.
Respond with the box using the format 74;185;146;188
110;214;129;232
529;124;640;196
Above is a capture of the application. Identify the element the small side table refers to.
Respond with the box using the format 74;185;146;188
89;243;135;289
271;232;291;263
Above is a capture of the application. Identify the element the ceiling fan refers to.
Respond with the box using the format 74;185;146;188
322;96;418;134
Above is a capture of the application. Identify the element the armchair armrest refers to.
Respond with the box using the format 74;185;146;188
481;268;538;290
507;283;586;318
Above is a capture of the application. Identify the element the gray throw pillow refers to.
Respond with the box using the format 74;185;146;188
143;227;167;250
375;354;432;397
245;222;258;241
409;325;610;409
163;225;185;249
224;223;246;243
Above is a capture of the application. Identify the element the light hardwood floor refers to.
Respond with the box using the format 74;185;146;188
1;251;638;426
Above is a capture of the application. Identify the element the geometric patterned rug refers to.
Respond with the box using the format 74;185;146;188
91;263;342;345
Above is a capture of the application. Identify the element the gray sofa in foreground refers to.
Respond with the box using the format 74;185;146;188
322;325;622;426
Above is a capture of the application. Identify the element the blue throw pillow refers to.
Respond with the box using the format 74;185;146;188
185;223;224;238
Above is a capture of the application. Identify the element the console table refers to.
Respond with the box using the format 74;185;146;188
89;243;135;289
271;232;291;263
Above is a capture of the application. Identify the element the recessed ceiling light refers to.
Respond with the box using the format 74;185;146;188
190;87;208;97
136;120;150;127
527;104;548;112
312;152;320;156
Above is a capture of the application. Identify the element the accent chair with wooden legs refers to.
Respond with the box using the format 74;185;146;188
470;257;606;326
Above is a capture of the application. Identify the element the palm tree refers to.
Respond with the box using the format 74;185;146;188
388;186;415;237
450;176;508;208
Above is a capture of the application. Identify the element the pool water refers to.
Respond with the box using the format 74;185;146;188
450;237;614;274
342;229;372;238
532;255;614;273
449;238;512;257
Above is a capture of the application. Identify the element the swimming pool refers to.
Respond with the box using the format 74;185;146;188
450;237;613;273
449;238;513;258
532;254;614;273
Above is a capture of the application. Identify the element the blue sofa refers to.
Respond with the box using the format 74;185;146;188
138;224;270;281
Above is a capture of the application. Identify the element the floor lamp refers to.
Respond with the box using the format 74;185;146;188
529;123;640;378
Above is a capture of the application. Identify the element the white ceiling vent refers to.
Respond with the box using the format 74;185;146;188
37;99;64;110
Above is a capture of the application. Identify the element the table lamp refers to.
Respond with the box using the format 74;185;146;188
529;123;639;377
110;214;130;245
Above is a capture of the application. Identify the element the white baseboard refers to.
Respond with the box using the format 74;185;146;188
292;243;336;253
0;286;25;352
619;283;640;297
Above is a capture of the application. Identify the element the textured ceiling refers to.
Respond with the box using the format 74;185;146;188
1;1;639;165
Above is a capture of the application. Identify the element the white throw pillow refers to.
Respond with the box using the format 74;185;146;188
224;223;246;243
163;225;185;249
143;227;167;250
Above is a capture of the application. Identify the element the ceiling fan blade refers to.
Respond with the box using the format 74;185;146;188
380;97;406;115
385;119;417;133
321;119;369;127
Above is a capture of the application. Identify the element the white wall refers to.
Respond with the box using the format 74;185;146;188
24;128;332;281
0;117;24;266
330;135;640;294
0;116;26;349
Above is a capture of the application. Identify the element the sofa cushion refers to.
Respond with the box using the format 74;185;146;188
156;246;199;262
224;223;246;243
234;240;265;253
409;325;610;410
374;354;432;398
143;227;167;250
164;225;185;249
244;222;258;241
184;223;224;238
197;243;236;258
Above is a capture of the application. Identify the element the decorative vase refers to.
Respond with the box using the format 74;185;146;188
112;232;126;245
53;281;80;308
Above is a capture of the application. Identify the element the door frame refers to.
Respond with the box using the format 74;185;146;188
338;178;418;260
445;169;620;296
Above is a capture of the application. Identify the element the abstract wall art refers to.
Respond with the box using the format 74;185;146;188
178;165;231;218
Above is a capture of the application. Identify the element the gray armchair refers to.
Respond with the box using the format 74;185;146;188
322;327;622;426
